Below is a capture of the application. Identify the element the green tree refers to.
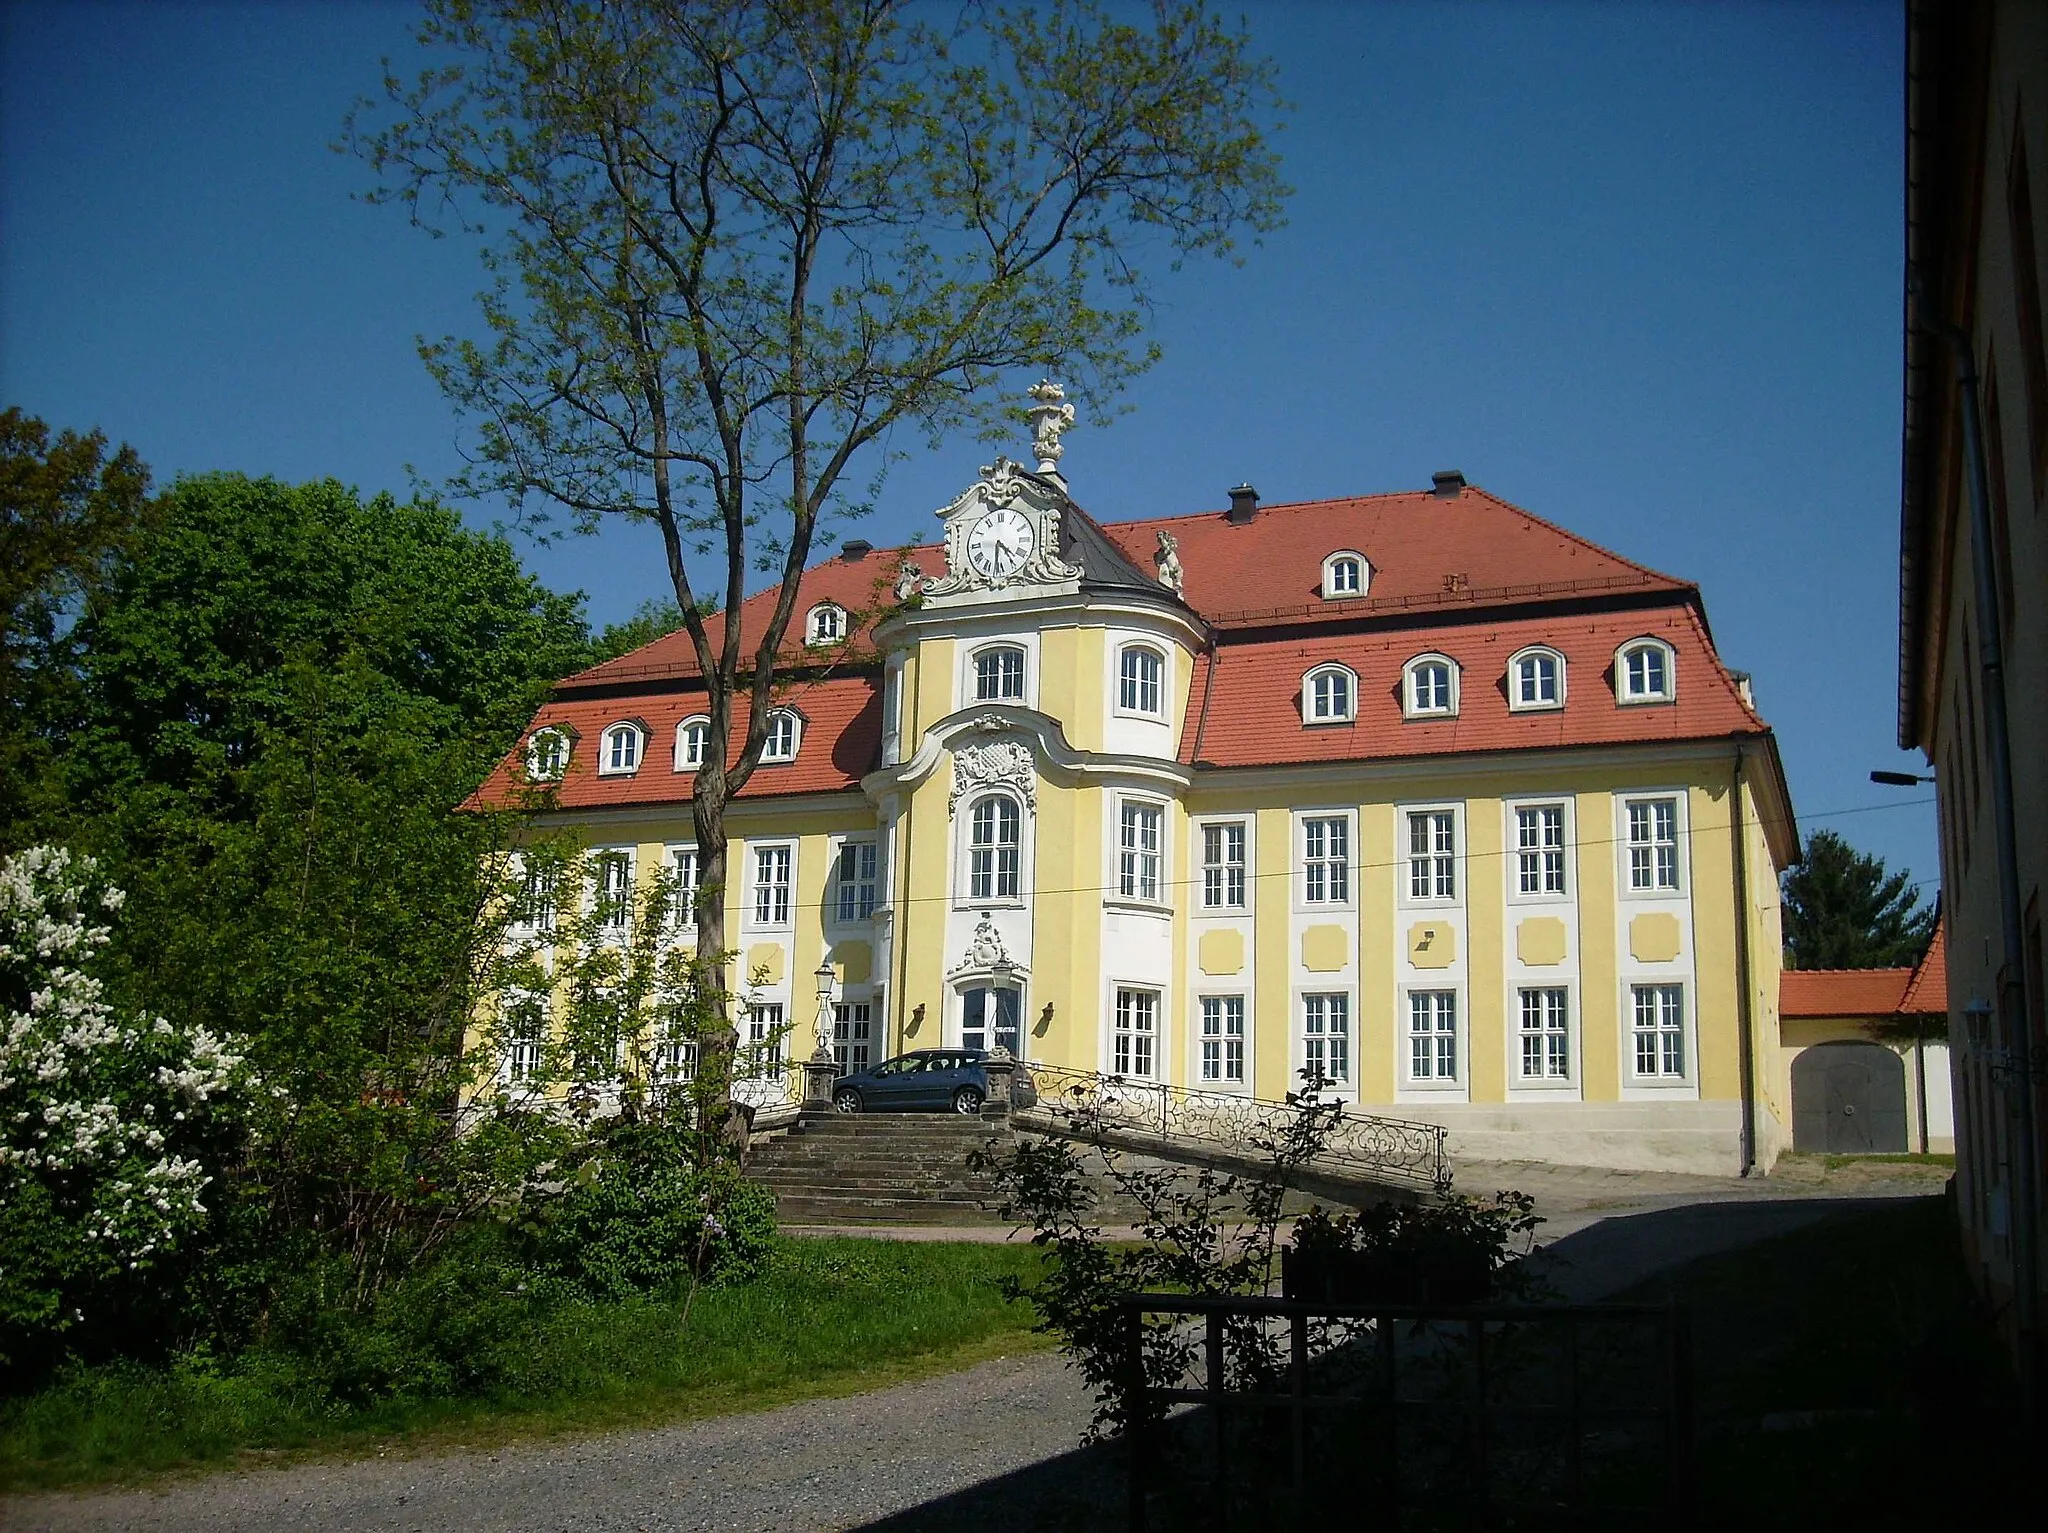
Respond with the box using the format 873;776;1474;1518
350;0;1290;1092
1781;829;1937;970
589;598;689;666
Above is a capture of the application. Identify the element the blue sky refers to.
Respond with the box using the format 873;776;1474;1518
0;0;1939;894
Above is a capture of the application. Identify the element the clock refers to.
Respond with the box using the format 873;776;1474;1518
966;507;1037;578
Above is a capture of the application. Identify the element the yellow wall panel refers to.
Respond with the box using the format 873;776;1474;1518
1199;929;1246;975
1302;924;1349;972
1576;790;1619;1100
1517;916;1569;966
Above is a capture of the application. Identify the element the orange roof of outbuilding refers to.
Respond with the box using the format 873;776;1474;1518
1780;967;1915;1019
1898;917;1949;1015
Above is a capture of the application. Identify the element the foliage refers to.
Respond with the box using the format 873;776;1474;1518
1781;829;1936;970
588;598;690;665
1287;1191;1543;1303
0;846;254;1371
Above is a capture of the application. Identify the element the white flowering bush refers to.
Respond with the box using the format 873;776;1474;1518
1;845;252;1364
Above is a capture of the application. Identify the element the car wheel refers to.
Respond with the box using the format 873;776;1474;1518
952;1086;984;1115
834;1088;861;1115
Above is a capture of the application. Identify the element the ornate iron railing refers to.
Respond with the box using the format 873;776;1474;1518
1018;1062;1451;1194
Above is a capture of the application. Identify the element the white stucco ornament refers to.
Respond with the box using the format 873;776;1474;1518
948;913;1019;979
948;738;1038;817
1155;530;1184;595
1028;379;1076;474
894;557;924;601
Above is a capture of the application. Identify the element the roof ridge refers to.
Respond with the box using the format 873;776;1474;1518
1784;965;1917;976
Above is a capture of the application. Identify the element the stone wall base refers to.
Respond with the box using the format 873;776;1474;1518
1388;1099;1750;1178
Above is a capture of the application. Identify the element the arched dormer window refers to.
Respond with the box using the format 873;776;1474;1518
761;708;803;762
1508;646;1566;712
526;726;572;781
806;602;847;645
1302;663;1357;724
966;793;1022;901
1403;655;1459;719
1322;551;1369;599
675;715;710;771
1615;638;1676;704
973;643;1027;702
1116;643;1165;716
599;720;646;775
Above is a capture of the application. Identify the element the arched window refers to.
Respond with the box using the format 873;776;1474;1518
1615;638;1676;704
675;715;710;771
806;603;846;645
1321;550;1369;599
968;795;1022;900
1302;663;1357;724
973;644;1027;702
599;721;645;775
1508;646;1566;711
1403;655;1459;718
761;709;802;762
1117;644;1165;715
526;727;571;781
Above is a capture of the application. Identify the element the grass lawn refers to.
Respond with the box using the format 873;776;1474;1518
0;1237;1051;1493
1612;1194;2024;1526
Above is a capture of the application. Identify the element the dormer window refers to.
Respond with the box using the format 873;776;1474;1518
1403;655;1459;718
1616;638;1676;704
1321;551;1369;599
526;727;571;781
599;721;645;775
806;603;847;645
762;709;802;762
1302;663;1357;724
676;715;710;771
1508;647;1566;712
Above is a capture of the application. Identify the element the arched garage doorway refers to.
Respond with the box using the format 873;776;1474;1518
1791;1041;1908;1153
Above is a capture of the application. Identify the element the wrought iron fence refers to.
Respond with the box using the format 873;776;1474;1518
1019;1061;1451;1193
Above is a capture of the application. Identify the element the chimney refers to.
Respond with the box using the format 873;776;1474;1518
1432;470;1466;498
1227;483;1260;523
1730;670;1756;709
839;539;873;560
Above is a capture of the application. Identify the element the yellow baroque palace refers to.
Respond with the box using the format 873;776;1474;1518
477;403;1798;1177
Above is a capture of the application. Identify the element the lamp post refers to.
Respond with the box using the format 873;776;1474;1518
801;959;839;1109
1870;769;1936;787
813;959;837;1057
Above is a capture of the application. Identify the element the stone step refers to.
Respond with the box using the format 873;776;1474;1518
770;1195;999;1221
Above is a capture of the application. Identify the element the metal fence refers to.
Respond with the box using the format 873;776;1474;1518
1021;1061;1451;1194
1121;1293;1694;1532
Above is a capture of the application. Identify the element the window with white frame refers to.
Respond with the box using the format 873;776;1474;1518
668;846;699;930
526;728;570;780
499;991;546;1083
509;856;557;937
1406;810;1457;900
1616;639;1675;703
600;722;644;774
1624;797;1681;891
806;603;846;644
1118;800;1164;901
1518;987;1571;1081
1630;984;1686;1078
593;849;634;931
1198;996;1246;1085
751;844;792;925
1514;804;1568;896
834;840;878;923
1302;815;1350;904
1403;655;1458;718
745;1002;786;1076
1407;990;1459;1082
653;1005;697;1085
1201;821;1247;909
832;1000;873;1073
968;795;1022;901
761;710;801;762
1113;987;1158;1078
676;716;710;771
572;981;626;1080
1321;551;1368;599
973;645;1027;702
1303;664;1356;724
1117;644;1165;715
1302;992;1350;1085
1509;647;1565;711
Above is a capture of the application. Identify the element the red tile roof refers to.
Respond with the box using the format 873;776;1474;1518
1898;917;1949;1015
1781;967;1914;1019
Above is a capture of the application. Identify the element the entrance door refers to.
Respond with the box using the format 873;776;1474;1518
832;1001;873;1074
1792;1041;1908;1153
961;986;1022;1056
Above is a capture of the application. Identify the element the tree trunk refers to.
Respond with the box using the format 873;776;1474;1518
691;769;744;1163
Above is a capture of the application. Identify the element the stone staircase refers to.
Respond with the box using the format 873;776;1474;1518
747;1112;1008;1225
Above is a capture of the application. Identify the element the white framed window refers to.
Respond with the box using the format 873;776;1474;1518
599;721;645;775
832;1000;874;1073
1198;996;1246;1085
745;1001;786;1076
806;603;846;645
499;991;547;1084
961;984;1022;1055
1616;638;1676;704
667;845;700;930
526;727;571;781
1624;796;1681;892
675;716;710;771
508;855;557;938
1200;821;1247;909
653;1026;697;1087
1514;803;1568;897
1117;644;1165;716
1407;990;1459;1083
968;794;1022;901
1302;663;1357;724
1402;654;1459;718
592;848;635;932
1302;814;1350;905
1113;987;1159;1078
882;659;904;765
1118;799;1164;902
1405;809;1458;901
1518;987;1571;1081
1302;992;1351;1086
1321;550;1369;599
973;644;1027;702
1508;646;1566;711
1630;984;1687;1079
761;709;801;762
751;843;793;925
834;839;879;923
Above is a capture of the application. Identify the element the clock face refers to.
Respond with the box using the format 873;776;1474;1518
966;507;1037;578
